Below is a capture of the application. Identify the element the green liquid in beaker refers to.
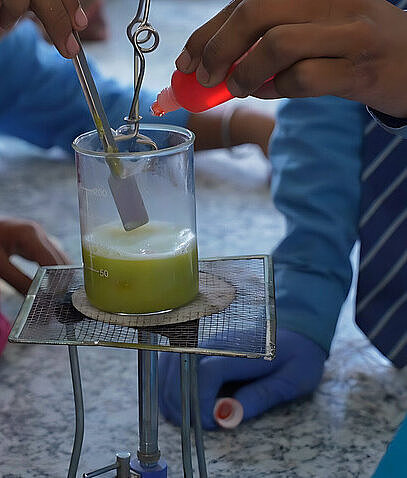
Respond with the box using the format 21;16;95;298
82;221;199;314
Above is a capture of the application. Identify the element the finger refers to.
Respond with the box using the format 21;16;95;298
176;0;243;74
0;252;32;295
61;0;88;30
251;78;282;100
0;0;28;30
42;236;70;265
234;373;300;421
196;0;334;88
272;57;356;100
28;235;66;266
226;20;367;97
16;225;69;266
0;10;16;32
30;0;86;58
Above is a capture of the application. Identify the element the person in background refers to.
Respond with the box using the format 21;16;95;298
0;218;69;356
158;0;407;430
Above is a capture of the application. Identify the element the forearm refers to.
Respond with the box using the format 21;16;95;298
187;105;274;153
271;96;365;353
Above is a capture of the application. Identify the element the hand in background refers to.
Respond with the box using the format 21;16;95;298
158;328;326;429
0;0;88;57
0;218;69;295
176;0;407;118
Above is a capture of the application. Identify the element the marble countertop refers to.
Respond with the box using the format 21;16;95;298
1;0;407;476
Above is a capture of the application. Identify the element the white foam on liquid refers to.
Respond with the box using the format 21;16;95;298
83;221;196;260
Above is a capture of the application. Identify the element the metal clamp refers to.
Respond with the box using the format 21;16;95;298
115;0;159;150
83;452;139;478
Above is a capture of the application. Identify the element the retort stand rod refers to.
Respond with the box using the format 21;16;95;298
67;345;85;478
138;349;160;464
131;332;167;477
180;354;193;477
191;356;208;478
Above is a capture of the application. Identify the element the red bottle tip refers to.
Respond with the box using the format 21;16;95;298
151;100;165;117
151;86;180;117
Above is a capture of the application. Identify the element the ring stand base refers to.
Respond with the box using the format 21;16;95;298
131;458;168;477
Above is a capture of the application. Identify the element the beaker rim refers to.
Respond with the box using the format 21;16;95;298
72;123;195;158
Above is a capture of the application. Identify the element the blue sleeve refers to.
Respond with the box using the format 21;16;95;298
0;21;188;153
270;96;366;354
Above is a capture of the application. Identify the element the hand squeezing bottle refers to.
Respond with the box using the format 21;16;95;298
152;45;274;116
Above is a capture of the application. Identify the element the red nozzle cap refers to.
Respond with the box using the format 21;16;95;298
151;86;180;116
213;398;244;429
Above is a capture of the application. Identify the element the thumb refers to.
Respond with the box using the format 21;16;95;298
0;258;32;295
234;373;299;421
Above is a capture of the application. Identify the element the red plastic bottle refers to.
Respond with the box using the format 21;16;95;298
152;42;274;116
151;69;236;116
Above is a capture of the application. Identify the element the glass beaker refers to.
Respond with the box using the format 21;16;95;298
73;124;198;315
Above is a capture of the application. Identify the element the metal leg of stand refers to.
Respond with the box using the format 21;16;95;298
131;343;167;477
190;356;207;478
180;353;193;478
68;345;84;478
138;348;160;465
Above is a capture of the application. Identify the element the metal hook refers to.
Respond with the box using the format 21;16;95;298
115;0;159;150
